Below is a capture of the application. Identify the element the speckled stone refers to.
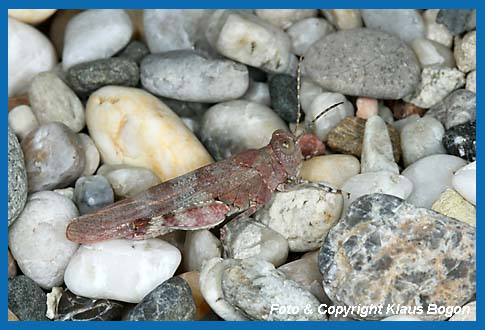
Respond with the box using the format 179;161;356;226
56;290;124;321
442;121;475;162
425;89;475;129
319;193;476;320
8;275;48;321
8;127;27;226
454;31;476;73
268;74;297;122
432;188;475;227
127;277;196;321
436;10;474;36
73;175;114;215
117;40;149;64
67;58;139;95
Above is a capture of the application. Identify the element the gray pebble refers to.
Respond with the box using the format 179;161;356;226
361;9;424;43
8;275;48;321
74;175;114;215
268;74;298;122
425;89;475;129
117;40;149;64
8;127;27;226
436;9;474;35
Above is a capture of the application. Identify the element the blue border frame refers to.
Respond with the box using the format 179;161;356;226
3;1;481;329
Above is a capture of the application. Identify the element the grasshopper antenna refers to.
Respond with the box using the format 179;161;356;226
294;55;304;135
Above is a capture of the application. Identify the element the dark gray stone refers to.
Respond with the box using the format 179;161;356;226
67;57;139;95
269;74;298;122
425;89;476;129
127;277;196;321
8;275;48;321
56;290;124;321
8;127;27;226
117;40;149;64
319;193;476;320
442;121;475;162
74;175;114;215
436;10;474;35
302;28;420;99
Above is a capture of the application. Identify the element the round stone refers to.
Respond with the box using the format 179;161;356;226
268;74;298;122
361;9;424;43
73;175;114;215
286;17;334;56
425;89;475;129
183;230;222;272
8;127;27;226
442;121;475;161
8;105;39;141
300;155;360;189
8;275;48;321
56;290;124;321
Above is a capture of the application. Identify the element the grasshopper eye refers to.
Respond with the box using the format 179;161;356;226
280;139;295;155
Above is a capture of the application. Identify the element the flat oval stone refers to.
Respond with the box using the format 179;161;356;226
319;193;476;320
56;290;124;321
300;154;360;189
73;175;114;215
183;230;222;272
425;89;475;129
442;121;475;161
8;275;48;321
361;9;424;43
8;127;27;226
302;28;420;99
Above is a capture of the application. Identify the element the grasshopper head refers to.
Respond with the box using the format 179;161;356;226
270;129;302;178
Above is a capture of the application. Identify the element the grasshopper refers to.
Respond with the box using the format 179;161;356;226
66;59;346;244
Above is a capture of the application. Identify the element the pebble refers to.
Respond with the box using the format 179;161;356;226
423;9;453;47
29;72;85;133
8;275;48;321
86;86;213;181
404;67;465;109
255;188;343;252
432;188;475;227
8;105;39;141
183;230;222;272
140;51;249;103
117;40;149;64
159;97;209;118
206;10;291;73
449;301;476;321
78;133;100;176
221;217;289;267
8;127;28;226
242;81;271;106
361;9;424;43
378;104;394;124
400;116;446;166
8;9;57;24
56;290;124;321
64;238;181;303
300;155;360;188
9;191;79;289
356;97;378;119
8;309;19;321
392;115;421;133
222;258;325;320
452;161;476;205
327;117;401;162
97;164;161;198
454;31;476;73
21;122;85;192
73;175;114;215
466;70;476;93
302;28;420;99
68;58;139;96
8;17;57;97
268;74;298;122
321;9;363;30
49;10;83;55
8;250;17;278
199;100;287;160
402;154;467;208
299;78;324;113
199;258;248;320
425;89;475;129
436;9;474;35
53;187;75;200
320;193;476;320
341;171;413;210
254;9;317;29
286;17;334;55
304;92;354;140
127;277;196;321
63;9;133;70
361;115;399;174
386;99;426;120
411;38;455;68
442;121;475;161
178;272;217;320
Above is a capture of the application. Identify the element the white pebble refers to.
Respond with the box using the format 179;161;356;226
452;161;476;205
423;9;453;47
411;38;455;68
242;81;271;106
8;9;57;24
8;105;39;141
254;9;317;29
78;133;100;176
183;230;222;272
299;78;324;113
287;17;334;56
300;155;360;188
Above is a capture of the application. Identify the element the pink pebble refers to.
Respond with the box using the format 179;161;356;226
356;97;378;119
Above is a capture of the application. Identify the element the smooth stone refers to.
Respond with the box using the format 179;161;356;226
242;81;271;106
64;238;181;303
97;164;161;198
425;89;475;129
320;193;476;320
321;9;363;30
178;272;217;320
67;58;139;96
454;31;476;73
222;258;325;320
255;188;343;252
449;301;476;321
452;162;476;205
361;115;399;174
53;187;75;200
436;10;473;35
8;17;57;97
304;92;354;140
401;116;446;166
442;121;475;161
56;290;124;321
411;37;455;68
378;104;394;124
8;9;57;24
356;97;378;119
127;277;196;321
287;17;334;55
78;133;100;176
86;86;213;181
299;78;324;113
141;51;248;103
221;217;289;267
302;28;420;99
8;275;48;321
183;230;222;272
8;127;28;226
63;9;133;70
206;10;291;73
49;10;83;55
423;9;453;47
21;122;85;192
268;74;297;122
8;105;39;141
8;309;19;321
300;155;360;189
341;171;413;210
200;100;287;160
404;67;465;109
466;70;476;93
199;258;248;321
382;315;422;321
432;188;475;227
361;9;424;43
254;9;317;29
8;250;17;278
9;191;79;289
29;72;85;133
74;175;114;215
392;114;420;133
117;40;149;64
402;154;466;208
